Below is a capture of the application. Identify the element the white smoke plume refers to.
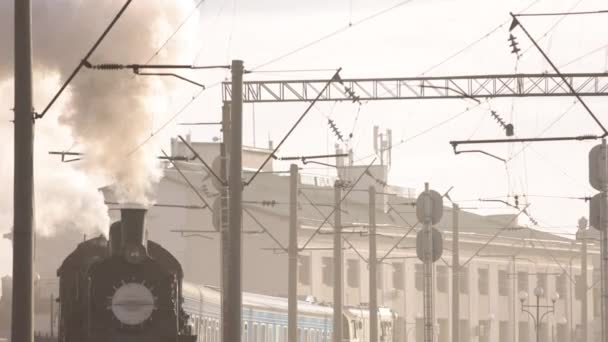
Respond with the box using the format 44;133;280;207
0;0;200;275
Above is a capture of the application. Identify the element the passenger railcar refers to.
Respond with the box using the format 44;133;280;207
182;283;395;342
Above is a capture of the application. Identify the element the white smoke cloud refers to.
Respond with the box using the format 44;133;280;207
0;0;200;276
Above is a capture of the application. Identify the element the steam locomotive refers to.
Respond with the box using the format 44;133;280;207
0;205;396;342
56;206;195;342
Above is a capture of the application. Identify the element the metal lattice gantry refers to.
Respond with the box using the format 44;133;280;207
222;72;608;103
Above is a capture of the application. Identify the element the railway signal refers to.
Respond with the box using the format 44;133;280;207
416;184;444;342
588;140;608;341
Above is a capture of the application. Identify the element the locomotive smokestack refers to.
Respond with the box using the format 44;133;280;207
120;206;148;262
108;221;122;257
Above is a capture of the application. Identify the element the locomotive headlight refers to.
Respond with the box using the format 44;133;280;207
111;282;156;326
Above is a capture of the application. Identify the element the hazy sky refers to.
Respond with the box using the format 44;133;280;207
2;0;608;278
182;0;608;235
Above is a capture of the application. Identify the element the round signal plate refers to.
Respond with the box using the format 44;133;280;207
111;282;155;325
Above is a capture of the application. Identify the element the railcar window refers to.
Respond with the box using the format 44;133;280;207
268;324;273;342
215;321;220;342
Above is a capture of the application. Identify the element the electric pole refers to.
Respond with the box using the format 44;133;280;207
333;182;343;342
288;164;298;342
12;0;35;341
578;217;588;342
224;59;243;342
220;103;230;342
452;204;459;342
369;186;378;342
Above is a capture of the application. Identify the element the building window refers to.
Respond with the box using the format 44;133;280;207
556;272;567;299
460;267;469;294
499;321;510;342
537;273;547;297
437;265;448;293
416;318;424;342
478;268;489;295
556;323;568;342
376;263;384;290
498;269;509;296
392;262;405;290
322;257;333;286
298;255;311;286
347;259;360;288
575;274;584;301
538;322;549;342
459;320;470;342
479;320;491;342
519;322;530;342
438;319;448;342
518;271;529;292
415;263;423;291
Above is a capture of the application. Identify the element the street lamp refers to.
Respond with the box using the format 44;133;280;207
519;287;559;342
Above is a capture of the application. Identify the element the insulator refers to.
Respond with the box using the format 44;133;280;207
94;63;125;70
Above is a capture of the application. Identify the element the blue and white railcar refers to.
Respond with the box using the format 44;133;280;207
182;282;395;342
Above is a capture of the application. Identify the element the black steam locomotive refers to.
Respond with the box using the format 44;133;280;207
56;207;195;342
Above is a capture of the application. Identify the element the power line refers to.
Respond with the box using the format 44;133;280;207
560;42;608;69
193;0;229;64
126;82;218;157
419;0;541;76
507;100;579;162
35;0;134;119
354;103;484;163
245;69;342;186
142;0;206;66
519;0;585;58
516;9;608;17
252;0;418;71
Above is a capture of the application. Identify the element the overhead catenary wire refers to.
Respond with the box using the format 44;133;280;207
507;100;579;162
516;9;608;17
560;42;608;69
142;0;207;66
354;102;484;163
298;190;369;263
519;0;585;58
460;204;531;268
245;69;342;186
299;158;377;250
252;0;418;71
243;208;287;252
36;0;134;119
161;149;213;213
122;0;531;159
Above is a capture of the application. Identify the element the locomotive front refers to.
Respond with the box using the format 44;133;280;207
86;207;190;342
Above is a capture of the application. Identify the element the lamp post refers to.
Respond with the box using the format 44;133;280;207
519;287;560;342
